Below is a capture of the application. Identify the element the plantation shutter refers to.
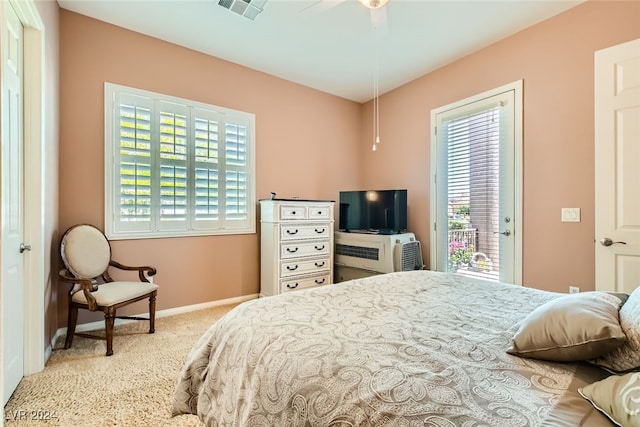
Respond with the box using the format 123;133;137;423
224;121;249;226
106;83;255;239
158;101;189;230
116;93;153;233
193;109;221;228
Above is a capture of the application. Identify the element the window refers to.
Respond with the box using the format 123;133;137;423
104;83;255;239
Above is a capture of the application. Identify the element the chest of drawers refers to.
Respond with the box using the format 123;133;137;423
260;199;335;297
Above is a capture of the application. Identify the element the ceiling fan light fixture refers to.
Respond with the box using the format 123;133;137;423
358;0;389;10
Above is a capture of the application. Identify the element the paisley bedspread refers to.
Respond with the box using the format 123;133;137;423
172;270;611;426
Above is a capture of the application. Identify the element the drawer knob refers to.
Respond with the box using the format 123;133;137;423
292;211;297;215
286;247;299;253
286;265;299;271
286;229;299;235
314;261;325;267
315;278;326;285
314;228;325;233
314;245;325;251
286;283;299;289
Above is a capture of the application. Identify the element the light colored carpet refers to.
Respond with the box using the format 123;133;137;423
4;303;238;426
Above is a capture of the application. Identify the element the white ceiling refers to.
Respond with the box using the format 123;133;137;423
57;0;584;103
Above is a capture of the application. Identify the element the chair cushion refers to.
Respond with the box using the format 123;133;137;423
63;225;111;279
72;281;159;306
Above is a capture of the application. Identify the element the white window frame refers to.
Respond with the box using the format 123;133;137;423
104;82;256;240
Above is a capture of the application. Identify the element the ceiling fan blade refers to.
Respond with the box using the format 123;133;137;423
299;0;347;15
370;6;388;38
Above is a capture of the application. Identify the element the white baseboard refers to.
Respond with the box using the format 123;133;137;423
49;294;258;351
46;328;66;360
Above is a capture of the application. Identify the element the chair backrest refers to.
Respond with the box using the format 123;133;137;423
61;224;111;279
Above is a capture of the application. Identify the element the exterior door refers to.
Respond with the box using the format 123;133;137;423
595;38;640;294
1;0;25;405
431;81;522;284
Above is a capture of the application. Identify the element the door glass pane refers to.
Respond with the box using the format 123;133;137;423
445;107;500;281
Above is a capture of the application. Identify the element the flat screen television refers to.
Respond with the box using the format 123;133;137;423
339;189;408;234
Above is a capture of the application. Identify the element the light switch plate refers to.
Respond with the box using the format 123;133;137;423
561;208;581;222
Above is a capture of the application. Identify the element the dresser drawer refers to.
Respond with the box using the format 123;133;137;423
280;224;331;241
280;274;331;293
280;256;331;278
279;205;307;220
308;205;332;220
280;240;330;259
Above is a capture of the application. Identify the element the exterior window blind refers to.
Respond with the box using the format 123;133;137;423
105;83;256;239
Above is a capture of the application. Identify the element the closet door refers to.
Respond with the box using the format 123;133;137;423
2;0;25;405
595;38;640;295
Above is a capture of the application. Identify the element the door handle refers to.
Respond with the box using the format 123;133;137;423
494;230;511;236
20;243;32;253
600;237;627;247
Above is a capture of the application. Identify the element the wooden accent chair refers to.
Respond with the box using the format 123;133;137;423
58;224;159;356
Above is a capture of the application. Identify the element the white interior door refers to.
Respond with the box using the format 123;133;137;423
595;38;640;294
1;0;25;405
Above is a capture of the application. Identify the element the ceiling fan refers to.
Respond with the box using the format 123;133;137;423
301;0;388;151
301;0;389;37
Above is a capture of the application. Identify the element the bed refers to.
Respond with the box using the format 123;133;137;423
172;270;637;426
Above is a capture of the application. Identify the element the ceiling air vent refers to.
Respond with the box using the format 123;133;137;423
218;0;268;20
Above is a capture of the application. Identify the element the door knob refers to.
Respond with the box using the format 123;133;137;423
494;230;511;236
20;243;32;253
600;237;627;247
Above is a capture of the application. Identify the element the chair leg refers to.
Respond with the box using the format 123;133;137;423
104;308;116;356
64;306;79;349
149;292;156;334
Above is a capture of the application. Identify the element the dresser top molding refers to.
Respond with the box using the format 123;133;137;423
259;198;335;203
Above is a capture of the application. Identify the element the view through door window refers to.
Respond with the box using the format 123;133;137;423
445;107;500;281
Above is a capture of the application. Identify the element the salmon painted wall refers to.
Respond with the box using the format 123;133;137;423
359;0;640;293
58;11;362;326
58;1;639;329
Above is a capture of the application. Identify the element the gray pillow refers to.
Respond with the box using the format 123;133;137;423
591;286;640;372
579;372;640;427
507;292;626;362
